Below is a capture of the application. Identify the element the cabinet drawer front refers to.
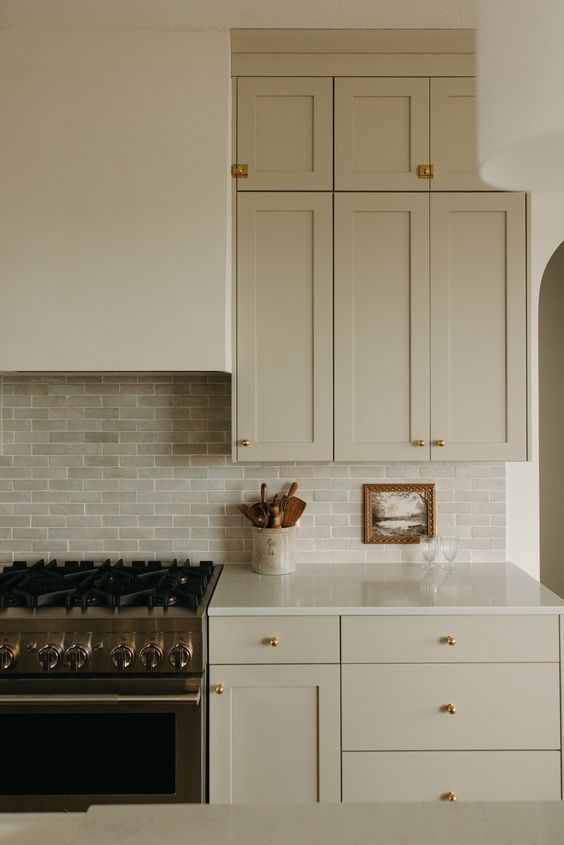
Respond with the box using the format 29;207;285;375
209;616;339;664
342;751;561;802
342;663;560;750
341;615;559;663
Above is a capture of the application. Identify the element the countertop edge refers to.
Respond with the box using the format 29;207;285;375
208;605;564;616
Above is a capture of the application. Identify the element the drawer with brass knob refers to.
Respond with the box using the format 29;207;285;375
209;616;339;664
342;663;560;751
341;615;558;664
341;751;561;802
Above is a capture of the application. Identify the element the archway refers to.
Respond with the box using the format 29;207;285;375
539;241;564;597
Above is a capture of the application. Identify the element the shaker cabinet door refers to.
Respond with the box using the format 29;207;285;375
334;193;430;460
334;78;429;191
237;77;333;190
430;78;491;191
236;192;333;461
430;192;527;460
209;665;341;804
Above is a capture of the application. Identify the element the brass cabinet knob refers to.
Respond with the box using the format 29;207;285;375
241;439;251;447
415;440;426;447
435;439;446;447
446;703;457;715
445;792;457;802
215;683;225;695
269;636;279;647
444;635;456;646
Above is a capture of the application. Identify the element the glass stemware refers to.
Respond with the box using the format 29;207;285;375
420;536;438;570
440;536;459;571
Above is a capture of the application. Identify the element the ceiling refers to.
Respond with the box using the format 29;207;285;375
0;0;476;29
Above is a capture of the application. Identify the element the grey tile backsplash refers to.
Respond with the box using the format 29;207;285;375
0;374;506;564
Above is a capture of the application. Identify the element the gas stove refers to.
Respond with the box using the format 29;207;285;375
0;558;222;810
0;558;221;676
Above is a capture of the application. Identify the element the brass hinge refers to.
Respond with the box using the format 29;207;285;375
417;164;434;179
231;164;249;178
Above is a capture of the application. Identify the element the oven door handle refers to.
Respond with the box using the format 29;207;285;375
0;689;201;706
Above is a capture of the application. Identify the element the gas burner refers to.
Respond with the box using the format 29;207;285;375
0;559;215;610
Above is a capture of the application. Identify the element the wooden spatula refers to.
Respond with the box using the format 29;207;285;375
282;496;306;527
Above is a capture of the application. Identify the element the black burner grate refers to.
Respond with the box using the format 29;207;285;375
0;559;214;610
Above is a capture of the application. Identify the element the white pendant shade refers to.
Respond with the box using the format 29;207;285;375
478;0;564;191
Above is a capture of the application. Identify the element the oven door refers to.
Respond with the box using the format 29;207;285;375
0;675;204;812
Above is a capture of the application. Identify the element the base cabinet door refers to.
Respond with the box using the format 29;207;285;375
209;664;340;804
342;751;561;802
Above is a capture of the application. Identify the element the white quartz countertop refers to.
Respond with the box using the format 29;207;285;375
76;802;564;845
0;813;82;845
208;563;564;615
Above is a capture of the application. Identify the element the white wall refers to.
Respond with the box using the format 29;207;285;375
507;193;564;578
0;29;231;372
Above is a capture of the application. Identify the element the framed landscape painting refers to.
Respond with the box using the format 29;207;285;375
363;483;435;544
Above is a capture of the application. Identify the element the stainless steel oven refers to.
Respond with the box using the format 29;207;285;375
0;674;205;811
0;559;221;812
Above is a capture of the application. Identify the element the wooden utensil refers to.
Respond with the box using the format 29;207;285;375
238;503;262;526
282;496;307;527
250;502;269;528
261;482;268;504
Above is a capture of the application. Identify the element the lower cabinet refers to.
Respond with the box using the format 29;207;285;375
342;751;562;802
208;664;340;804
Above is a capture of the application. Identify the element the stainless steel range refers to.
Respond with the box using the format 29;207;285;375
0;558;221;811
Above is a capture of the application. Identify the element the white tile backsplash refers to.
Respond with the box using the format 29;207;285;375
0;374;505;564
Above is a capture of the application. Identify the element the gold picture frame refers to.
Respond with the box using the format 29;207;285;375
363;483;435;544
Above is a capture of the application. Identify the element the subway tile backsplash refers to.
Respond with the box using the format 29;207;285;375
0;374;506;564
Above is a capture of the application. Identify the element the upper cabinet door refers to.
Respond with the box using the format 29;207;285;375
236;192;333;461
430;193;527;461
237;77;333;190
430;78;491;191
334;78;429;191
334;193;430;461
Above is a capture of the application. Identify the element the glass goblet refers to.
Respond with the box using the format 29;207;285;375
420;536;438;570
440;536;459;571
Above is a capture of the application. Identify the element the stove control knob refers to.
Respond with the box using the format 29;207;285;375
169;643;191;672
65;644;89;672
38;645;62;673
140;643;163;671
111;644;135;671
0;644;16;671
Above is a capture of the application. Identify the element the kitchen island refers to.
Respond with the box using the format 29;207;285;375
74;802;564;844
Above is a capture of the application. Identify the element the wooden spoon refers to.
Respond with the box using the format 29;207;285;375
238;503;261;526
282;496;307;527
251;501;269;528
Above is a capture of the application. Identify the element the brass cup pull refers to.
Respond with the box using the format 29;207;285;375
444;635;456;646
241;439;251;447
269;636;279;647
435;439;446;447
215;683;225;695
445;703;457;715
415;440;426;447
445;792;457;802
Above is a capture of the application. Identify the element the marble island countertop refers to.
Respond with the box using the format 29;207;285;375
0;813;82;845
208;562;564;615
73;802;564;845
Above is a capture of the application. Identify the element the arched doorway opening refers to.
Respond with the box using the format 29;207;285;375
539;241;564;597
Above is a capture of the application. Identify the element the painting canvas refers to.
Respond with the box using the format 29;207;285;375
363;483;435;544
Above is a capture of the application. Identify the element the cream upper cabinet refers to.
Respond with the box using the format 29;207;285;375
335;76;492;192
237;77;333;190
334;193;430;460
236;192;333;461
334;78;429;191
209;664;341;804
430;193;527;460
334;192;526;462
430;78;490;190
